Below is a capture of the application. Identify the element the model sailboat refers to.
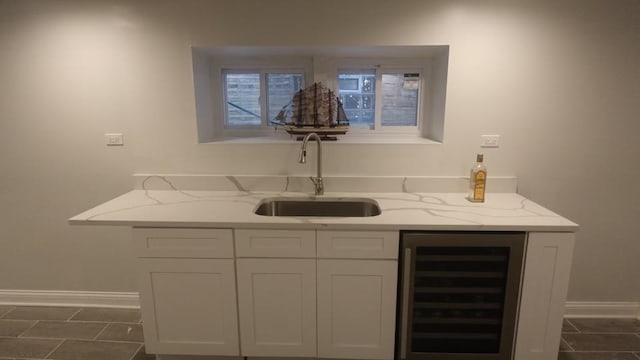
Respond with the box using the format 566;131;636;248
271;82;349;140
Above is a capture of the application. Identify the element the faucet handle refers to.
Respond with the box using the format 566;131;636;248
312;177;324;196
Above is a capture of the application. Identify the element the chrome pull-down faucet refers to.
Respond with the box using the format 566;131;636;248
297;133;324;195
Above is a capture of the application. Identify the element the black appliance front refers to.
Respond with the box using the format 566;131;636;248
396;231;526;360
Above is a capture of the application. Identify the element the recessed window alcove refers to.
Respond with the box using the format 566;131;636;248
191;46;449;144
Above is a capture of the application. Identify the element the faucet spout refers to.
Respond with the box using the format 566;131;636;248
298;133;324;195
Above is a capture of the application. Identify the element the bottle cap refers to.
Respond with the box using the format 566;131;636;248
477;153;484;162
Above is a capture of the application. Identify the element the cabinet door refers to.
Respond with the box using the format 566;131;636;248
236;259;316;357
317;259;398;359
137;258;239;356
515;232;575;360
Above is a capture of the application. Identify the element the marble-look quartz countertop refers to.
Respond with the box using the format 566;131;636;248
69;188;578;232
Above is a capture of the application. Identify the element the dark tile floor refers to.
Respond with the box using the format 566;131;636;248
1;305;639;359
559;318;640;360
0;305;153;360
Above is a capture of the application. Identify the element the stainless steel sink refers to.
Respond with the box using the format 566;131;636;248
254;197;381;217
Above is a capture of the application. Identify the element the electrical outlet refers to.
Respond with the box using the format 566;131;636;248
481;134;500;148
105;133;124;146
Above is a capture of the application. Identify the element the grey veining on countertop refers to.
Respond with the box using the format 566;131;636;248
68;175;578;231
133;174;520;194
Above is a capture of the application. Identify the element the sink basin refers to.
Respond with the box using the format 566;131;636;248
254;197;381;217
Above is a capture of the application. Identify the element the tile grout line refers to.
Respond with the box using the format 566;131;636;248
565;318;580;333
66;308;84;321
65;307;142;324
0;306;14;319
90;338;145;345
65;319;140;324
42;338;65;360
7;334;145;345
128;343;145;360
16;319;40;338
0;306;17;319
560;337;575;352
92;322;111;341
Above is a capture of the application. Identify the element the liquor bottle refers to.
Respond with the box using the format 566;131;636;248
468;154;487;202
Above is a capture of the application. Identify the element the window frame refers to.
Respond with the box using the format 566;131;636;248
325;58;429;138
222;69;263;129
211;57;312;139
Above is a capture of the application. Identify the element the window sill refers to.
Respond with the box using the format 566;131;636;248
206;134;442;145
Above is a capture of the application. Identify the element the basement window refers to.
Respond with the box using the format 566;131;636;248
223;71;304;128
337;69;422;132
192;46;449;143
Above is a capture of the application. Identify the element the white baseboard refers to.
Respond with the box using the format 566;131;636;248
565;301;640;319
1;290;638;319
0;290;140;309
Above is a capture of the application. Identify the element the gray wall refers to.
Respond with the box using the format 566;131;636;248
0;0;638;302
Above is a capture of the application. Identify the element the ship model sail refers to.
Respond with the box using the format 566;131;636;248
272;82;349;140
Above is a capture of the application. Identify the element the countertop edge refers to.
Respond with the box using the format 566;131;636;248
68;219;579;232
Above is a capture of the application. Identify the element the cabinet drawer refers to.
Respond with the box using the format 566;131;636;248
133;228;234;258
317;231;399;259
235;229;315;258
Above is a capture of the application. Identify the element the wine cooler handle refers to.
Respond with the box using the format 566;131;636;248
400;247;412;360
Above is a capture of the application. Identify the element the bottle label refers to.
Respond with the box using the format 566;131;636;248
473;171;486;201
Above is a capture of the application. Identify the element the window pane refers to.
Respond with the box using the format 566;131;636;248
267;73;303;122
225;73;261;127
338;71;375;127
381;73;419;127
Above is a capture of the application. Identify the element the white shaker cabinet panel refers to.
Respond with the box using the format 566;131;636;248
235;229;316;258
236;259;317;357
515;232;575;360
317;259;398;359
317;230;399;259
133;228;234;258
136;258;239;356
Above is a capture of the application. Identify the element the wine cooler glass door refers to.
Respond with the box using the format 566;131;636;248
398;232;525;360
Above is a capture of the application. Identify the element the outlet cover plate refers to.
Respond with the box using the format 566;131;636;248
481;134;500;148
105;133;124;146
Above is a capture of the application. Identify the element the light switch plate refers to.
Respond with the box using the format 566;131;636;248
105;133;124;146
481;134;500;148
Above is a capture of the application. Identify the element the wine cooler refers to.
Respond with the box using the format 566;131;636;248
396;232;526;360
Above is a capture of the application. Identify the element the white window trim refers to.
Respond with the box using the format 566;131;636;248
323;58;430;140
211;56;312;139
